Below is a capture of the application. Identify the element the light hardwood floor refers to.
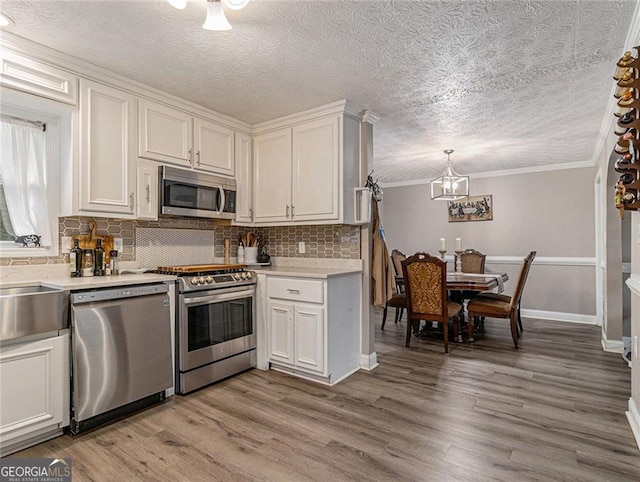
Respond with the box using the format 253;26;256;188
11;313;640;481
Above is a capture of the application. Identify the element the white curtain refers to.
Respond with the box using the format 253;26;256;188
0;120;52;247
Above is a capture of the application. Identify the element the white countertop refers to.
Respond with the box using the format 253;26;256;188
253;266;362;279
0;273;177;291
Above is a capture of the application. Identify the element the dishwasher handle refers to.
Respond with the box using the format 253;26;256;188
70;283;168;304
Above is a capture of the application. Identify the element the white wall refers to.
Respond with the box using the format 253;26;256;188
381;167;596;318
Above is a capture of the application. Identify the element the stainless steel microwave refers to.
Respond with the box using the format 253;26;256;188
159;166;236;220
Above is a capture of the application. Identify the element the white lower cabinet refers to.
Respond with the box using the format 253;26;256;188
266;274;360;385
0;332;70;456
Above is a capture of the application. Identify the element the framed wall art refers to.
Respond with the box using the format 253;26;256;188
448;195;493;222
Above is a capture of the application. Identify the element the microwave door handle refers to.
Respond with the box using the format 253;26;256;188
218;187;225;215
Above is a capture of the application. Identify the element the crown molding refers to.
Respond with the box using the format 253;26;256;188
362;110;380;125
379;160;595;188
0;31;253;133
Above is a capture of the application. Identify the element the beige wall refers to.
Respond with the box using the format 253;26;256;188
381;167;596;316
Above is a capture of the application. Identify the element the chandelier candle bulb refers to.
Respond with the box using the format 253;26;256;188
456;238;461;251
440;238;446;251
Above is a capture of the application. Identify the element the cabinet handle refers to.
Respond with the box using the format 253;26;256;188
291;204;295;217
249;207;253;221
145;185;150;203
196;150;201;166
287;289;300;294
129;192;134;210
286;204;290;218
188;148;192;163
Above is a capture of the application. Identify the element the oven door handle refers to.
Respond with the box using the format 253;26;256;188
182;289;255;306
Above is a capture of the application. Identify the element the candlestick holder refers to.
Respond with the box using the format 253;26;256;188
438;249;446;260
454;250;463;272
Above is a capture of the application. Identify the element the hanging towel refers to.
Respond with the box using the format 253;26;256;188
371;199;394;309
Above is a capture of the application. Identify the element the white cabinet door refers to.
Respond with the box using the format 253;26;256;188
138;98;192;167
194;117;235;176
292;116;340;222
136;160;158;220
253;129;292;222
0;334;69;453
79;79;135;216
235;132;253;224
294;304;325;374
268;301;294;365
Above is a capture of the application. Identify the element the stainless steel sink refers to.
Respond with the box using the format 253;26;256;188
0;285;69;341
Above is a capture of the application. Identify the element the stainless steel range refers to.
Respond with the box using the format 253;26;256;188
156;264;257;394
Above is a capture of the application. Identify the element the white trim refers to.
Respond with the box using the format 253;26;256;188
521;309;596;325
380;161;594;188
601;336;625;354
359;352;379;371
0;31;252;134
626;275;640;296
362;110;380;125
627;398;640;451
486;256;596;267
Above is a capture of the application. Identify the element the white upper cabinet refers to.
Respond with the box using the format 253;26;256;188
252;104;361;226
0;50;77;105
235;132;253;224
138;98;236;177
138;98;192;167
194;117;235;176
79;79;135;217
292;116;339;222
136;160;158;220
253;128;292;223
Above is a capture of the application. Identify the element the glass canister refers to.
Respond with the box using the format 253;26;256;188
109;250;119;275
82;249;94;277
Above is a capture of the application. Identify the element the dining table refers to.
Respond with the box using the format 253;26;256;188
446;271;509;342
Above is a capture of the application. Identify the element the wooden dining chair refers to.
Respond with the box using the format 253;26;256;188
382;250;406;330
456;249;486;274
466;251;536;348
402;252;462;353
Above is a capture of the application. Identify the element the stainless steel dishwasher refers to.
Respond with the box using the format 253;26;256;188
69;283;172;434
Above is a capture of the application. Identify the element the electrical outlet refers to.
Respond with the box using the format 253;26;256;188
114;238;124;253
298;241;306;254
61;236;71;251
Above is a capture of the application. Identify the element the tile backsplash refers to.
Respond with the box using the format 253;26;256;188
1;216;361;266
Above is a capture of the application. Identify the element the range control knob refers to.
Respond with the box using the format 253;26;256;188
241;272;247;279
205;276;213;284
234;273;242;280
190;277;199;285
198;276;206;285
246;271;253;279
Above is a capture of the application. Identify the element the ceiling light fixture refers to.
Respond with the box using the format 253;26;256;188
203;0;232;31
167;0;248;30
0;13;15;28
430;149;469;201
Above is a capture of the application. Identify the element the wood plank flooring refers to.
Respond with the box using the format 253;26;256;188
11;314;640;481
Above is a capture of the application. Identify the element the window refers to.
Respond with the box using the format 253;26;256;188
0;88;69;258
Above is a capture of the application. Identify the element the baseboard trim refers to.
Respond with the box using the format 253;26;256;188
359;352;379;371
601;332;625;354
521;309;596;325
626;398;640;451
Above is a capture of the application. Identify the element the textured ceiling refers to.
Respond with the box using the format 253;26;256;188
0;0;635;183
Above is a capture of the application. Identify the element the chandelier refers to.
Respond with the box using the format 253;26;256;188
167;0;250;31
430;149;469;201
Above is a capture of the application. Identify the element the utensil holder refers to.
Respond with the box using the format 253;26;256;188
245;247;258;264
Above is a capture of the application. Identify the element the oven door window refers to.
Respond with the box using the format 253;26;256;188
187;296;253;352
164;180;221;212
